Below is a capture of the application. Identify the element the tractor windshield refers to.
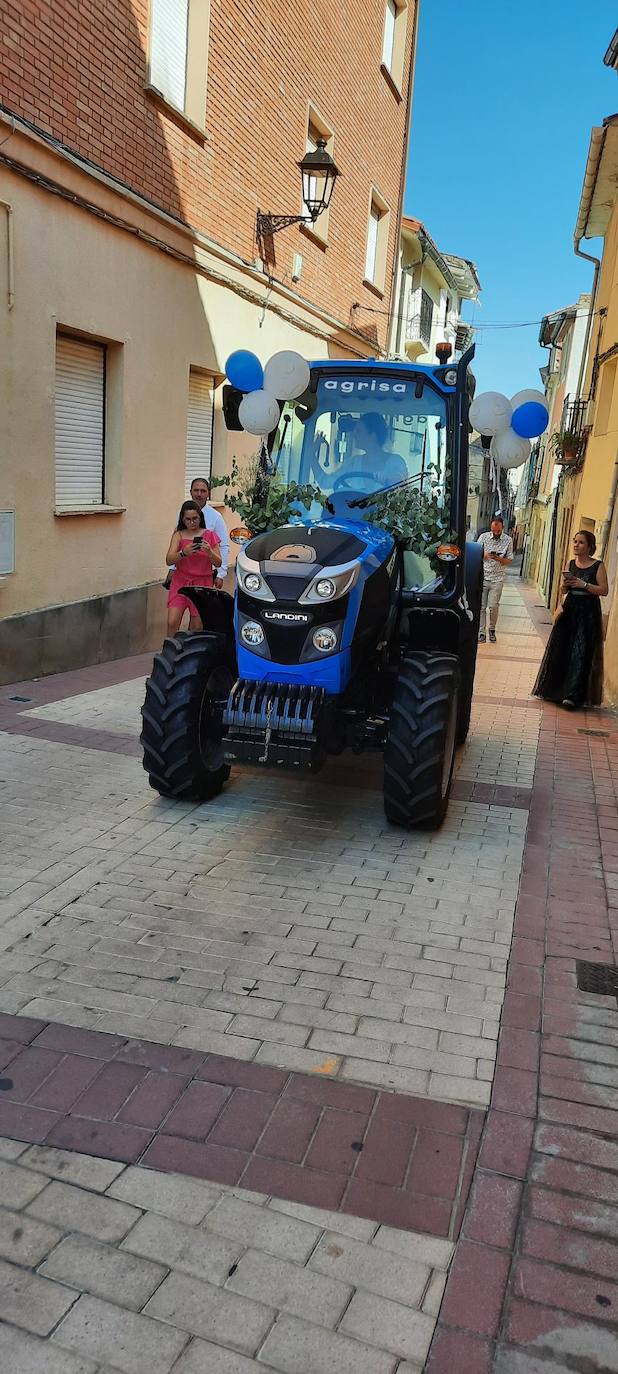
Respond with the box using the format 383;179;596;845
270;371;452;541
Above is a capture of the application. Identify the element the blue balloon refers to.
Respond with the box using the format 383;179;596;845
225;350;264;392
511;401;548;440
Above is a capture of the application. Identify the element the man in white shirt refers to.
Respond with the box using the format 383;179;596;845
477;515;513;643
188;477;229;588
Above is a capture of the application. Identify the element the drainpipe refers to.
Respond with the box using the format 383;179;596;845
0;201;14;310
573;240;600;400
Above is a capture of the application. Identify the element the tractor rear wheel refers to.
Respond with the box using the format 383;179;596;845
384;651;459;829
141;632;235;801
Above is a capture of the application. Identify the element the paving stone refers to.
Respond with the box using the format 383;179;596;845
258;1313;396;1374
171;1340;267;1374
107;1164;222;1223
0;1323;99;1374
52;1293;188;1374
0;1157;49;1208
144;1270;274;1354
0;1255;78;1335
267;1196;377;1241
0;1205;62;1266
340;1289;435;1362
202;1193;319;1262
121;1210;243;1283
39;1232;167;1309
228;1247;352;1327
309;1231;430;1305
28;1179;140;1242
372;1226;453;1270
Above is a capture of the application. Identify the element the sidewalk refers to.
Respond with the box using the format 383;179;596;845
0;571;616;1372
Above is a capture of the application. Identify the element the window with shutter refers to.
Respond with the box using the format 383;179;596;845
382;0;396;69
365;206;380;283
150;0;189;112
55;336;105;509
185;370;214;490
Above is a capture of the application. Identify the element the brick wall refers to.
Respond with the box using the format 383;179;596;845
0;0;415;348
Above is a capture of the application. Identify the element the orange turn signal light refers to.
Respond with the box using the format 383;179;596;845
436;544;460;561
230;526;252;546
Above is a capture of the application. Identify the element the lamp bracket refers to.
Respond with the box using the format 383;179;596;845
256;211;315;241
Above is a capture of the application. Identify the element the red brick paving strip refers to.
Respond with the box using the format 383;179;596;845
0;1011;483;1240
426;580;618;1374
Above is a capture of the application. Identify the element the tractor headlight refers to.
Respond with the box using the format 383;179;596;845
300;565;359;604
443;368;458;387
312;627;338;653
241;621;265;646
237;559;274;601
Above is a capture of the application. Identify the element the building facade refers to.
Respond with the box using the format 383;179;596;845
568;115;618;704
390;216;480;363
519;295;591;602
0;0;418;681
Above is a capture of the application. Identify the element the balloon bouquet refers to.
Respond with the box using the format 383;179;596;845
225;348;311;437
468;388;549;494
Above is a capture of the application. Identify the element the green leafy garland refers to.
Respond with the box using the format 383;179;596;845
211;459;326;535
363;483;450;554
211;458;449;553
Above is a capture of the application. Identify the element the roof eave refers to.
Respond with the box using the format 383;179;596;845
574;115;618;244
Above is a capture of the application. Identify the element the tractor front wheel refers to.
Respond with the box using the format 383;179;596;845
141;632;235;801
384;651;459;829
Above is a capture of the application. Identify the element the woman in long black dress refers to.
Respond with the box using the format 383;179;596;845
533;530;608;709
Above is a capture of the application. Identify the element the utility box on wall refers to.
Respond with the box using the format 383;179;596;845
0;511;15;576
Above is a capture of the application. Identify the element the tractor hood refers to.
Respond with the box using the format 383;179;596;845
239;520;395;602
234;520;397;690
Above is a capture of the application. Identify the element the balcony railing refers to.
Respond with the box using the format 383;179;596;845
560;396;588;437
419;289;433;347
406;289;435;351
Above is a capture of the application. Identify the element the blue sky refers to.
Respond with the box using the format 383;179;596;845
406;1;617;395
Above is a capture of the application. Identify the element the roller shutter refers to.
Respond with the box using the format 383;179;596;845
185;370;214;490
55;336;105;509
150;0;188;111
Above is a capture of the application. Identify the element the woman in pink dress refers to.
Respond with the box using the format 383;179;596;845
165;500;222;636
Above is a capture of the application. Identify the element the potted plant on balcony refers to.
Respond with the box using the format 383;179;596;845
549;429;581;464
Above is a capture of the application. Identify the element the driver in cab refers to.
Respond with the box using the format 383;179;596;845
347;412;408;488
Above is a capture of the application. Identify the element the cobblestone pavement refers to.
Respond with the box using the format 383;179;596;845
0;584;536;1112
1;571;618;1371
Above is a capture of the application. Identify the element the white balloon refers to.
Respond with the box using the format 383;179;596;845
469;391;512;437
490;430;531;470
510;388;547;410
238;389;281;436
263;351;311;401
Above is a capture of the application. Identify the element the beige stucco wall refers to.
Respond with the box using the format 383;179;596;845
0;157;351;626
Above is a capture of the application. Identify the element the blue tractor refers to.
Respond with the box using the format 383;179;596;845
141;347;482;828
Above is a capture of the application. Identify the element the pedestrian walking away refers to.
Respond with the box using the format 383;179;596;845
165;500;222;636
533;529;608;709
477;514;513;642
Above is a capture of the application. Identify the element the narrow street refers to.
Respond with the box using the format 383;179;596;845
0;569;616;1372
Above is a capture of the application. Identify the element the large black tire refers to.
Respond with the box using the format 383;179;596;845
141;632;236;801
384;651;459;830
456;542;484;743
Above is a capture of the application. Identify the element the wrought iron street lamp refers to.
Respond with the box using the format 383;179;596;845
256;139;340;244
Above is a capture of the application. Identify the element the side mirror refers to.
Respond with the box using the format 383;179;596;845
222;385;244;431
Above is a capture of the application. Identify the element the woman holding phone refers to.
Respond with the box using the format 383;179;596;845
165;500;221;636
533;530;608;709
